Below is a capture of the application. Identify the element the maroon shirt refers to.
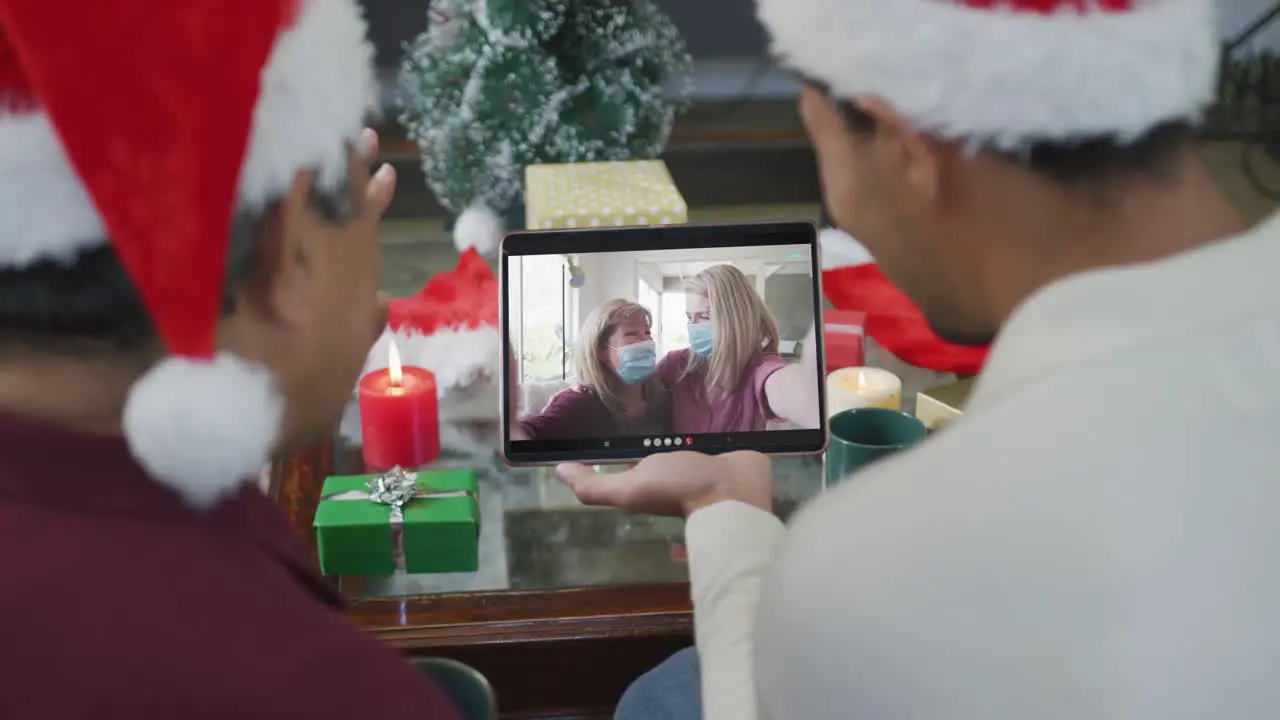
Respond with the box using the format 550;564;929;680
0;415;460;718
519;385;669;440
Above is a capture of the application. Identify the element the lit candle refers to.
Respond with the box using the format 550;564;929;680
826;367;902;417
358;339;440;471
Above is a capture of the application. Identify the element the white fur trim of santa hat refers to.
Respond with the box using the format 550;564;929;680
0;0;379;266
819;226;873;270
123;354;285;507
0;113;105;266
757;0;1220;149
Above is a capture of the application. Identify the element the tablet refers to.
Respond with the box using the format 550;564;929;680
501;221;827;465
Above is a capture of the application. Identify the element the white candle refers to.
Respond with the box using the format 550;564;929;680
827;367;902;416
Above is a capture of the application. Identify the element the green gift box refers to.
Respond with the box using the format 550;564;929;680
313;468;480;576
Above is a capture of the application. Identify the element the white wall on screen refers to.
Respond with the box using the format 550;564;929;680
570;244;813;343
574;253;639;330
659;289;689;353
636;263;665;342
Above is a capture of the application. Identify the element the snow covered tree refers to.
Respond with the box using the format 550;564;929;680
398;0;693;252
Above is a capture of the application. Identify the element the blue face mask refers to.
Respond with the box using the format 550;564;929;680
688;322;714;358
614;340;657;385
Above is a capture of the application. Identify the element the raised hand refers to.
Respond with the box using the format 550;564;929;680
361;128;397;218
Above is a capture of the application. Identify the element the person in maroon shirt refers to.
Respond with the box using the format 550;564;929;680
516;299;671;440
0;1;460;717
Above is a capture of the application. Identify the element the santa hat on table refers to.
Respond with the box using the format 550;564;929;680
360;248;501;420
761;0;1220;375
821;227;989;375
341;248;500;440
0;0;378;506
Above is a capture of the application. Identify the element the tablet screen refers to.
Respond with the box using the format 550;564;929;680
501;221;826;464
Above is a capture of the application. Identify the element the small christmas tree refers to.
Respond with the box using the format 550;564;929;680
399;0;693;252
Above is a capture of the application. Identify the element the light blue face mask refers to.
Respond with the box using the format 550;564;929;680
687;322;714;358
614;340;657;384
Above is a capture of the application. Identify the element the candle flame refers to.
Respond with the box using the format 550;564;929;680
388;339;403;385
856;370;868;391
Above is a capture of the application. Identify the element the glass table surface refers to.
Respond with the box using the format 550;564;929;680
330;340;956;600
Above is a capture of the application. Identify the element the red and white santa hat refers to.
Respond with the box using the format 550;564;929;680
757;0;1220;147
766;0;1219;375
821;227;990;375
367;248;501;399
0;0;378;506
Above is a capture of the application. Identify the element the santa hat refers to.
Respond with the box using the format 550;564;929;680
0;0;377;506
360;249;501;421
821;228;988;376
757;0;1219;147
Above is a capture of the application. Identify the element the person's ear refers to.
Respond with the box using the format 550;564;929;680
260;167;324;326
858;97;940;207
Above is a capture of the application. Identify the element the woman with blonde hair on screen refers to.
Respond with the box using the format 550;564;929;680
514;299;671;441
656;263;819;433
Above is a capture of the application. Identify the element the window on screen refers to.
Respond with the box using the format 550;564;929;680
659;288;688;354
637;276;662;343
516;254;578;382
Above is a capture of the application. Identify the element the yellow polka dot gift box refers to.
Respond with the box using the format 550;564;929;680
524;160;688;230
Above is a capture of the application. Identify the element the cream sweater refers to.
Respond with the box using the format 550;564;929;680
685;214;1280;719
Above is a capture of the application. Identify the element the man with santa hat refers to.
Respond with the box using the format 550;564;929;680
0;0;463;715
559;1;1280;718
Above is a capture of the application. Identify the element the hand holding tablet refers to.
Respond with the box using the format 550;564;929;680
555;449;775;517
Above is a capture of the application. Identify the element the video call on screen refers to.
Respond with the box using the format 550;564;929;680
502;223;827;464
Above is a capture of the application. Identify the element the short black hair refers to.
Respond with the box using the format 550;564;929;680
0;170;356;355
836;100;1193;187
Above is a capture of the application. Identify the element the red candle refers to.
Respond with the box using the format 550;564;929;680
358;339;440;470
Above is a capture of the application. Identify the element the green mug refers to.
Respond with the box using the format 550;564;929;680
825;407;928;487
410;657;498;720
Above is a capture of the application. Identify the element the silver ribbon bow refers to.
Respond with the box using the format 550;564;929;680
363;465;420;523
322;465;473;515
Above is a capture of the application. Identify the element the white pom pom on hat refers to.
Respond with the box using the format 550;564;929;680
454;203;505;255
0;0;378;507
123;354;285;508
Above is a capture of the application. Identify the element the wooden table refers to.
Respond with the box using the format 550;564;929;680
269;346;954;718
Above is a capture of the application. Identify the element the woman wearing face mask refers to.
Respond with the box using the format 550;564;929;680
514;299;670;440
655;264;820;433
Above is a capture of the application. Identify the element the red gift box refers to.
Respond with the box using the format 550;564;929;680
823;309;866;374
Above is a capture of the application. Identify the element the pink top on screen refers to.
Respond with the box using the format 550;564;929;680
656;348;789;434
